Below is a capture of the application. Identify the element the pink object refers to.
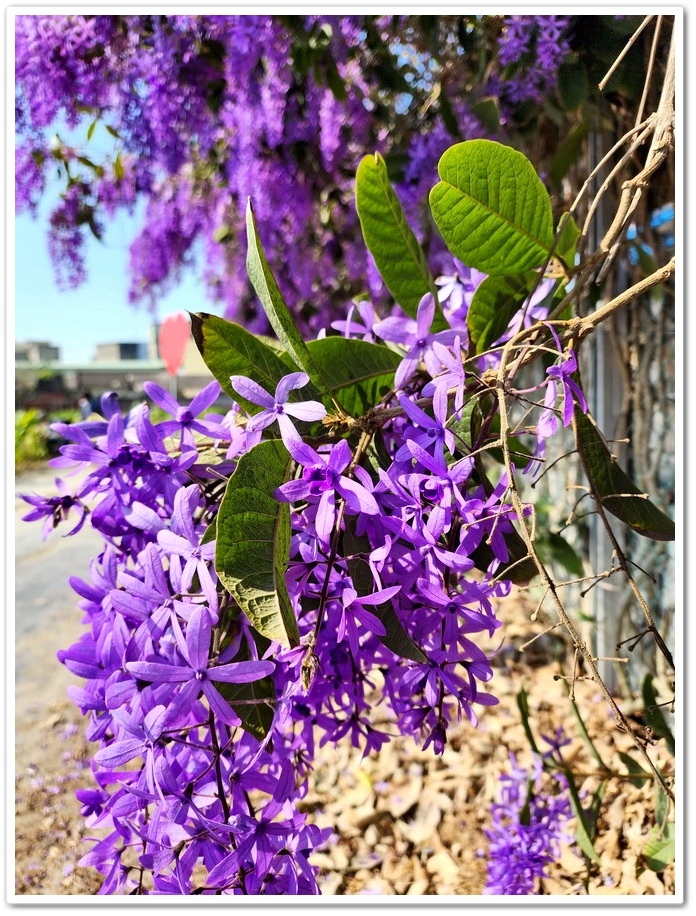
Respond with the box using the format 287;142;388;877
159;313;190;376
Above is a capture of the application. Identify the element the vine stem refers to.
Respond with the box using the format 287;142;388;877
300;428;374;689
494;332;675;801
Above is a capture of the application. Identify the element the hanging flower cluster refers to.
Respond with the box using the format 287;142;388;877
21;253;587;892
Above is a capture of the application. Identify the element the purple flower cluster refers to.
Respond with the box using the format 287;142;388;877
15;14;579;328
494;16;572;105
19;272;586;892
483;747;574;895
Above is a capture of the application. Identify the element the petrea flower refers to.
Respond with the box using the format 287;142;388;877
483;752;573;895
540;348;588;430
331;583;401;657
93;704;169;796
143;379;228;450
276;438;378;545
422;336;466;414
20;477;88;539
536;326;588;438
229;372;326;448
374;293;457;389
126;607;275;728
331;300;378;341
156;485;219;610
395;385;455;462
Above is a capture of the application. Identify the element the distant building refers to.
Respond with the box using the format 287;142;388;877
15;340;60;364
15;324;224;412
94;341;149;362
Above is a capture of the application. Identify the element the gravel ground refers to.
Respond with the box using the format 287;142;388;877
13;466;676;897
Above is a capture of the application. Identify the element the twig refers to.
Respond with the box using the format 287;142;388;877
598;15;654;90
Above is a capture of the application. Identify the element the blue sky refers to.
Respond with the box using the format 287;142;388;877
13;199;216;365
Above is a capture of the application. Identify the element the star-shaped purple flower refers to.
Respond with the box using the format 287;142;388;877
229;372;326;448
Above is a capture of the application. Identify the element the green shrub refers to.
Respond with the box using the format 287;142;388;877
15;409;49;470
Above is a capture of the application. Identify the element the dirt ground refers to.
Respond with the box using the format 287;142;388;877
13;470;676;897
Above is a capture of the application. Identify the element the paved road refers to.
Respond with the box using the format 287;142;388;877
14;467;105;687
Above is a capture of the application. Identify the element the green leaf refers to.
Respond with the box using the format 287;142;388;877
557;59;588;112
114;152;125;181
429;140;555;276
515;689;541;755
306;337;401;417
618;751;651;787
215;440;299;648
642;822;675;872
567;778;602;864
569;694;610;771
216;674;275;741
213;224;234;244
470;97;502;135
573;411;675;541
201;515;217;546
642;674;675;754
550;121;589;188
356;153;443;323
190;312;297;411
543;531;585;579
86;119;97;142
469;533;537;586
555;213;581;269
467;272;538;353
246;200;330;394
216;621;275;740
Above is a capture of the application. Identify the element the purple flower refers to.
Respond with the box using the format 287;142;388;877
331;300;378;341
374;293;457;389
422;336;466;414
536;326;588;439
20;477;88;539
156;485;219;610
331;583;401;656
395;385;455;462
126;607;275;728
483;752;574;894
143;379;228;450
93;704;169;795
276;438;378;545
229;372;326;448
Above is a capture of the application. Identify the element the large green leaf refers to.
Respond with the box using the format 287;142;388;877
355;153;441;322
215;440;300;648
246;200;330;396
573;411;675;541
306;337;401;417
467;272;537;353
190;312;294;410
429;139;555;276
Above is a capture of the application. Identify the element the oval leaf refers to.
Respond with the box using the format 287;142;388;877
573;410;675;541
429;139;554;276
216;440;299;648
467;272;538;353
356;153;442;323
306;337;401;417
